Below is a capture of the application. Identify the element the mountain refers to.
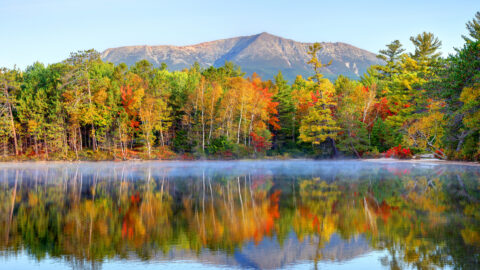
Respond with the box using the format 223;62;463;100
101;32;382;81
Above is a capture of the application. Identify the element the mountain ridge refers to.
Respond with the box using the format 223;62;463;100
101;32;383;81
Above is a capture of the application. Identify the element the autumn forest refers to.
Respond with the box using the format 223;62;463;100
1;13;480;162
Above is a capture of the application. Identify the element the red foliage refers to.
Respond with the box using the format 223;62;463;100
385;144;412;159
310;91;319;105
375;97;394;120
253;82;281;130
120;85;140;129
180;153;194;160
219;150;233;159
434;148;445;159
250;132;272;152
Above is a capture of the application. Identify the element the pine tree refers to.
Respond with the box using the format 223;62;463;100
0;68;20;156
377;40;405;63
410;32;442;61
375;40;406;78
299;43;340;154
463;11;480;42
272;71;295;149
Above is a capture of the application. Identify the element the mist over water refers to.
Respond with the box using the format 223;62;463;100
0;160;474;182
0;160;479;269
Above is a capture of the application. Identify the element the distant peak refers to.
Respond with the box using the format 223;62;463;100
252;32;281;42
256;32;275;37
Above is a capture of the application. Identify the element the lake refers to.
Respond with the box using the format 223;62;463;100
0;160;479;269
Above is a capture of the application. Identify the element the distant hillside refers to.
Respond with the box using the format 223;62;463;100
101;32;383;81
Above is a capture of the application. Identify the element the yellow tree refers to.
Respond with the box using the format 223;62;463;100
217;77;249;143
458;84;480;158
183;77;223;151
407;100;445;158
299;43;340;154
205;82;222;143
336;85;377;157
459;84;480;134
139;93;172;158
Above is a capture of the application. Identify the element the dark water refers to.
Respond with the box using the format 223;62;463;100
0;160;479;270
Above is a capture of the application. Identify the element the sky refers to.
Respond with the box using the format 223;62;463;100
1;0;479;69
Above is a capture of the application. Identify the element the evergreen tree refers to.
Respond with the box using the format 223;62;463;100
299;43;340;155
0;68;21;155
377;40;405;63
463;11;480;42
375;40;406;78
272;71;295;151
410;32;442;61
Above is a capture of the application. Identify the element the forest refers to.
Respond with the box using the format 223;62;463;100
0;13;479;161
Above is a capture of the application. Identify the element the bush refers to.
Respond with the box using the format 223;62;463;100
206;136;235;159
363;147;381;158
385;144;412;159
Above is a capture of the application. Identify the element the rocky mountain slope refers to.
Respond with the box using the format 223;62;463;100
101;32;382;81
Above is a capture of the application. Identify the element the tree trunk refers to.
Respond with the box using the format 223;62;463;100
330;137;338;158
78;126;83;151
237;102;244;144
159;120;165;146
72;128;78;159
3;81;18;155
146;132;151;158
201;85;205;151
92;125;96;151
350;141;361;158
34;135;39;156
44;133;49;159
456;131;471;152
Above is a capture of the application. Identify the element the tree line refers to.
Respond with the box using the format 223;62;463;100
0;12;479;161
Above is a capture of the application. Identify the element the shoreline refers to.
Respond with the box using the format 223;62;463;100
362;158;480;166
0;157;479;166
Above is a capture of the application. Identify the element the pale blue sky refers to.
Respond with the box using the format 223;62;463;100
1;0;478;69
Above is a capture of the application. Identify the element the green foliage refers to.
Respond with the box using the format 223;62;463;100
272;71;296;150
173;130;195;153
377;40;405;63
206;136;234;157
463;11;480;42
337;120;370;157
410;32;442;61
371;118;399;152
426;39;480;160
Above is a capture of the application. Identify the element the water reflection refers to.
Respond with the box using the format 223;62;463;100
0;161;479;269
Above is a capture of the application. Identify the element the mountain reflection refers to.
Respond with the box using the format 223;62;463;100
0;161;479;269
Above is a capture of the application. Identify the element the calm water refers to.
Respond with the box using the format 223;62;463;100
0;160;479;270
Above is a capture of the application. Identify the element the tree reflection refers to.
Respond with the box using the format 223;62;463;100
0;164;479;269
